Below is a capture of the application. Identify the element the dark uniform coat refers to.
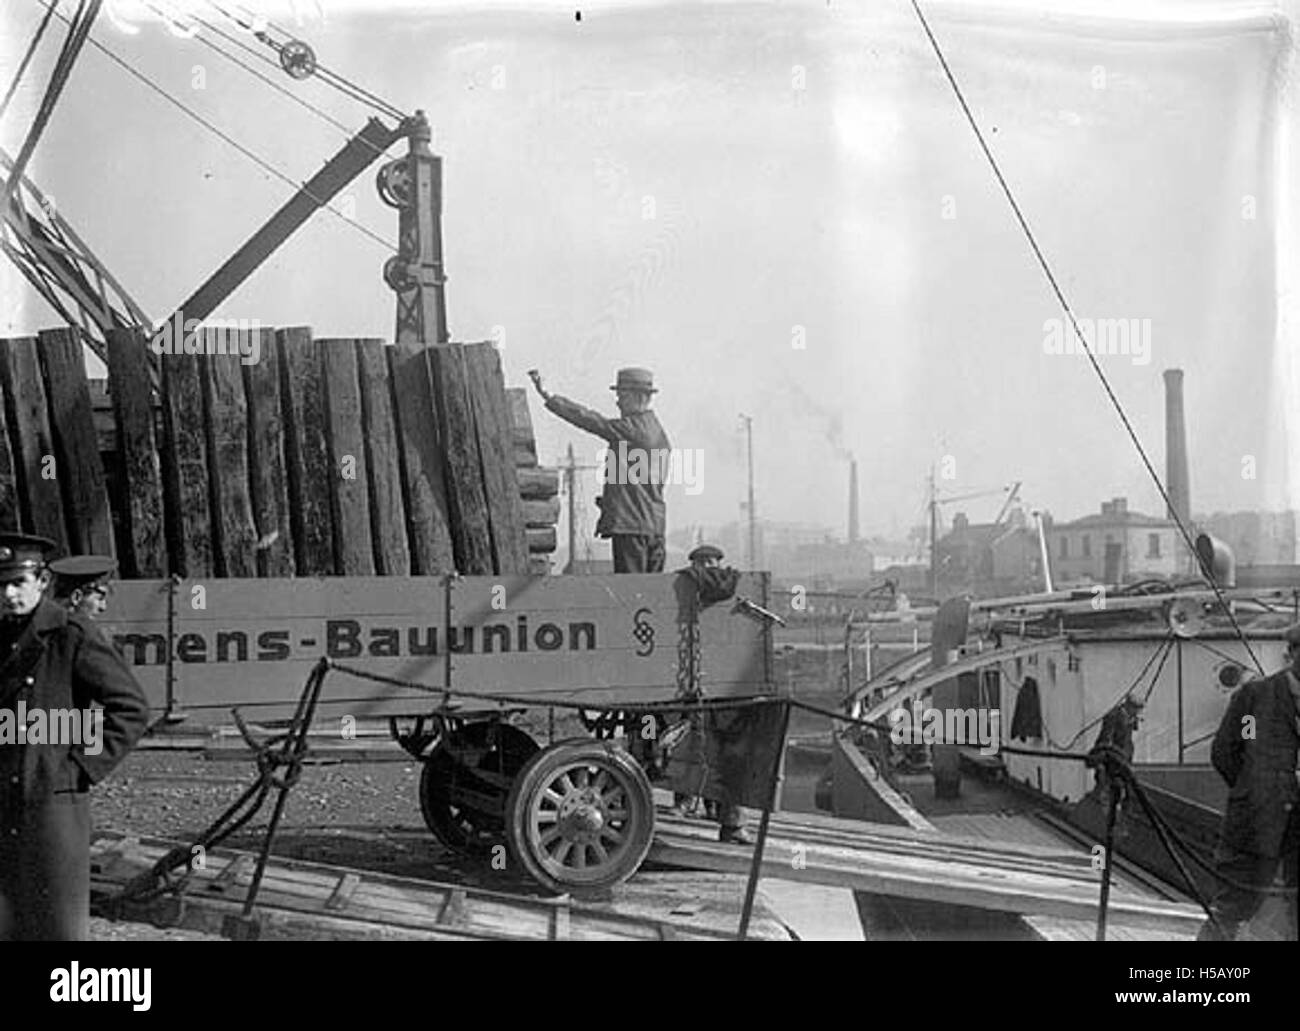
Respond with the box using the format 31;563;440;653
1210;669;1300;858
0;598;149;940
545;395;671;537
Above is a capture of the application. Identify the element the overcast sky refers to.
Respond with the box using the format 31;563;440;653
2;0;1296;545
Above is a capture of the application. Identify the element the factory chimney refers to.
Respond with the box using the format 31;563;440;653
1163;369;1191;529
848;459;860;543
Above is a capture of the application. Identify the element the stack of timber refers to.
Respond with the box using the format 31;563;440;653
507;386;560;574
0;326;560;578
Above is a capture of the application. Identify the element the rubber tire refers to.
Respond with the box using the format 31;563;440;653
505;738;655;896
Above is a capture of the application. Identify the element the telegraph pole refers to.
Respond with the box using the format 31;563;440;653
929;465;938;599
560;444;598;573
740;413;756;569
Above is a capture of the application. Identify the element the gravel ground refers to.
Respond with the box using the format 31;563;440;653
89;748;487;941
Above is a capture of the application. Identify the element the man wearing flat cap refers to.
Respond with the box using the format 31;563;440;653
530;366;671;573
0;535;149;940
50;555;117;620
1197;622;1300;940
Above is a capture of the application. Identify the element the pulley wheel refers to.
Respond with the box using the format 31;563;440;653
280;40;317;80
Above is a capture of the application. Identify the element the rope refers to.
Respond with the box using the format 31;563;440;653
907;0;1265;677
0;0;60;122
31;0;396;255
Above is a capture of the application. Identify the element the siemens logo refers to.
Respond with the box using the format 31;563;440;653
112;617;598;665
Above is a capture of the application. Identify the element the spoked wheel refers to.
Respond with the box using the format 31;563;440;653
419;722;539;855
505;739;655;895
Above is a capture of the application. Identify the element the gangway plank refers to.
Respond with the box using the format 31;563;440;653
649;809;1203;934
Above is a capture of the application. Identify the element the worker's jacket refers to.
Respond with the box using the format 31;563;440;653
546;395;671;537
0;599;150;828
1210;668;1300;857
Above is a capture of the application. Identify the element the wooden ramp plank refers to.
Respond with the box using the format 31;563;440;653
106;329;167;577
649;813;1203;933
0;337;69;549
355;340;409;575
89;832;789;941
243;327;295;577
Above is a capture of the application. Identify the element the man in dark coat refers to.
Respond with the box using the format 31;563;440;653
1197;623;1300;941
0;535;150;940
530;366;671;572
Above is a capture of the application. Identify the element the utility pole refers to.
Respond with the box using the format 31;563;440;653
740;413;756;569
929;465;938;600
560;444;598;573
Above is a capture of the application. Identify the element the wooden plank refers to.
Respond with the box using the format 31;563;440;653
517;466;559;499
106;330;167;577
277;327;335;575
527;526;557;553
522;498;560;527
243;327;295;577
319;339;374;576
388;341;453;574
355;340;409;575
0;338;69;550
429;344;493;575
465;343;530;574
326;872;362;911
0;357;19;532
204;332;257;578
36;328;114;555
160;350;213;577
506;387;537;467
649;820;1204;932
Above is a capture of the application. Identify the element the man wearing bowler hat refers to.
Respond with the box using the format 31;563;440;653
0;534;149;940
530;366;671;573
49;555;117;620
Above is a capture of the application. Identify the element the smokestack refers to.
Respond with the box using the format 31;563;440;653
1163;369;1191;528
848;459;860;543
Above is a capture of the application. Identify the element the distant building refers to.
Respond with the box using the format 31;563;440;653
1047;497;1180;585
934;508;1040;597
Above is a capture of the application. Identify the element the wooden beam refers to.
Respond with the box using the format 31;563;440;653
319;339;374;576
106;329;166;577
466;344;530;575
37;327;114;556
355;340;409;576
517;466;560;500
278;327;336;576
388;342;453;574
0;338;68;550
522;498;561;527
430;344;493;575
243;327;295;577
527;526;557;553
203;332;257;578
0;350;20;532
506;387;537;467
160;351;213;577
